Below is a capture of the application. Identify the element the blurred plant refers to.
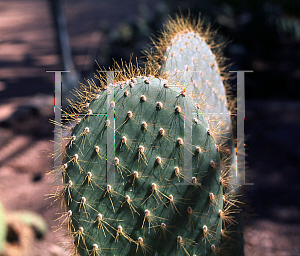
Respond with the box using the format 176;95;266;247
0;201;47;255
0;202;6;253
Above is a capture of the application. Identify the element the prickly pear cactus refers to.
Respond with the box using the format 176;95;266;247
55;15;241;256
146;15;232;147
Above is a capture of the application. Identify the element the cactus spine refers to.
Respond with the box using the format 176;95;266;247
55;15;241;256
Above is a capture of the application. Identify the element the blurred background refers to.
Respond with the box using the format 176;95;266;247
0;0;299;255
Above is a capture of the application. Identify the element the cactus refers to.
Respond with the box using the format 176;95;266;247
56;15;241;256
146;15;232;147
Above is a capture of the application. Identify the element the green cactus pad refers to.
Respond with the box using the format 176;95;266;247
146;15;232;148
161;31;230;145
62;76;224;256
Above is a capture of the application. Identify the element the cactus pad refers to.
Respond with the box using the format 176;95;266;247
62;76;225;256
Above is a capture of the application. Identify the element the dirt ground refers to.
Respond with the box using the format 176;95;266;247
0;1;299;256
